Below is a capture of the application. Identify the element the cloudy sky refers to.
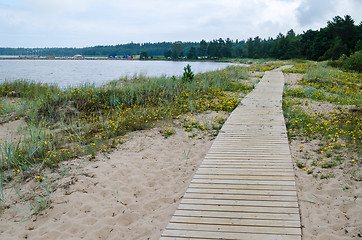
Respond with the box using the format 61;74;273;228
0;0;361;48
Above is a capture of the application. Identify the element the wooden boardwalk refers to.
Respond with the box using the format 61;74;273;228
160;68;301;240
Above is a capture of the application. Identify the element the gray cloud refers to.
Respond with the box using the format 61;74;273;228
0;0;361;47
296;0;337;26
296;0;362;30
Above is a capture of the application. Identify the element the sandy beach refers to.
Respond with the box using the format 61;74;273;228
0;112;218;240
0;73;361;240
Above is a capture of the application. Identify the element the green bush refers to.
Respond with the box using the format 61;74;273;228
182;64;194;83
327;54;346;68
327;51;362;73
343;50;362;72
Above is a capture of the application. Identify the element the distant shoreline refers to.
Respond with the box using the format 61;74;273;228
0;56;250;64
0;56;139;60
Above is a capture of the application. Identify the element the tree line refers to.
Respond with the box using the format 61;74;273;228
175;15;361;61
1;15;360;61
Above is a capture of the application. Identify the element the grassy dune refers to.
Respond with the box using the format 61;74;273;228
0;64;259;214
283;62;361;179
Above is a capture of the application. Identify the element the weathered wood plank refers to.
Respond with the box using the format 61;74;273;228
204;154;291;158
169;216;300;228
183;192;298;202
189;183;297;191
191;179;296;186
173;209;301;221
197;168;294;173
199;164;293;169
180;199;298;208
177;204;300;214
200;162;293;167
162;229;301;240
195;169;295;176
186;188;297;196
193;174;295;181
165;222;301;235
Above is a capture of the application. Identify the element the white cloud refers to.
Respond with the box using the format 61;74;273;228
0;0;361;47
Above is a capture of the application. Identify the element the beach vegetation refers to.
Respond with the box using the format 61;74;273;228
182;64;194;82
0;65;254;215
327;50;362;73
282;62;361;180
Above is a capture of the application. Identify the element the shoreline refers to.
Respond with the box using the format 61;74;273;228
0;56;251;64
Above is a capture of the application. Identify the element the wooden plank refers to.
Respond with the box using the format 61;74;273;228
216;138;288;141
162;229;301;240
192;174;295;181
205;153;292;157
204;156;293;161
189;183;297;191
203;158;293;163
191;179;296;186
200;161;293;166
207;149;290;152
213;139;287;142
165;222;301;235
173;210;301;221
204;154;292;158
177;204;300;214
209;146;290;150
209;147;290;150
169;216;301;228
203;156;290;160
208;149;290;152
214;137;287;141
180;199;298;208
197;167;294;173
211;142;287;144
195;169;295;176
210;144;289;147
199;164;293;169
183;193;298;202
210;142;288;145
200;163;293;168
186;187;297;196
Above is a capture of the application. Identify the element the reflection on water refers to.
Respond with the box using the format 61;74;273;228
0;60;242;87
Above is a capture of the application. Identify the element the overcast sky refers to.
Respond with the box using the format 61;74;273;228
0;0;361;48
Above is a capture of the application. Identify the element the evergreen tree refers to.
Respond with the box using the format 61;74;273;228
171;41;184;59
327;15;357;52
187;47;197;59
164;50;172;58
140;51;148;59
207;40;219;58
199;40;208;57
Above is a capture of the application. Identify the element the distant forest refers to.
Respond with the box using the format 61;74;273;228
1;15;361;61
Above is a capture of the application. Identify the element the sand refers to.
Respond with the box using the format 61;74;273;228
1;73;361;239
0;123;215;239
291;140;362;240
